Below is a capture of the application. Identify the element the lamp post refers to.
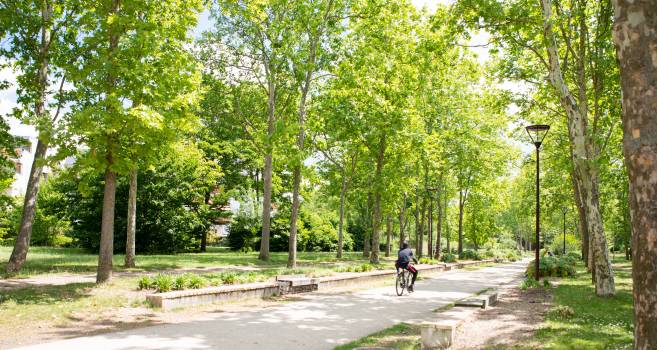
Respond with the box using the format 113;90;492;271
526;124;550;281
562;206;568;255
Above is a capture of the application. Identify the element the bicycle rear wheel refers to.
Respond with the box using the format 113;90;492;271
395;271;406;296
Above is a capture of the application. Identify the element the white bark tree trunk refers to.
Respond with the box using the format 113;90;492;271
538;0;614;295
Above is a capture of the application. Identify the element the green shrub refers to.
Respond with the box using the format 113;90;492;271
520;278;541;290
460;249;482;261
187;274;207;289
153;274;174;293
419;257;430;264
221;272;237;284
526;255;576;279
506;250;520;262
566;251;582;261
238;272;258;284
360;263;373;272
174;275;188;290
440;253;457;263
138;276;153;290
549;233;580;255
543;279;552;288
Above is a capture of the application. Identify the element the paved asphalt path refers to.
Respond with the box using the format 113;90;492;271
11;260;527;350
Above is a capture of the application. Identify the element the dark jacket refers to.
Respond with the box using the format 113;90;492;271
396;247;417;266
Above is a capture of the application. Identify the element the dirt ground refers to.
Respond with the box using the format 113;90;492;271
451;281;553;350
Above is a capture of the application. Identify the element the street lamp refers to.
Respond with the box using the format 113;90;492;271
526;124;550;281
562;206;568;255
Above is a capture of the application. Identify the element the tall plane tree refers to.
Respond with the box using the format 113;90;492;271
612;1;657;347
457;0;617;295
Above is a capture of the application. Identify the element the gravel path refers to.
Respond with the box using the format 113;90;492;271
8;260;528;350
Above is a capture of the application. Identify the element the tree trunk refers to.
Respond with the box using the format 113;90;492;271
458;190;465;256
363;193;372;257
124;167;137;268
385;214;392;257
97;165;117;283
414;191;420;253
259;75;277;261
254;169;260;217
612;1;657;346
572;170;589;266
337;173;347;258
418;196;427;258
539;0;614;295
6;2;53;274
288;166;301;268
97;0;120;284
259;153;273;261
398;192;407;249
7;140;48;273
370;135;386;264
428;198;433;258
435;190;442;260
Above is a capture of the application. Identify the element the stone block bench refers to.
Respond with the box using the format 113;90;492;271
276;275;319;294
420;287;499;349
420;307;477;349
454;290;498;309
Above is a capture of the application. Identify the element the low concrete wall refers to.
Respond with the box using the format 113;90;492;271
146;259;495;310
146;282;280;310
317;259;494;290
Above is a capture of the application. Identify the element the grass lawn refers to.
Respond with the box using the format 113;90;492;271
530;256;633;349
0;246;395;278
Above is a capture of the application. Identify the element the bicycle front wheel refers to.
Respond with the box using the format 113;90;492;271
395;272;405;296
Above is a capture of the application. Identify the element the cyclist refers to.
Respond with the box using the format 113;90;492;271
395;240;419;292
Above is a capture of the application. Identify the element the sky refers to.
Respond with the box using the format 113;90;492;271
3;0;493;139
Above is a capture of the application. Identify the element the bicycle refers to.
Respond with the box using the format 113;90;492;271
395;268;412;296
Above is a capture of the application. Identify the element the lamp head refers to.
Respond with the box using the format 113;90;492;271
525;124;550;148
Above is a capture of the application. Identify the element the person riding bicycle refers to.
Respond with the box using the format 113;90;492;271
395;240;419;292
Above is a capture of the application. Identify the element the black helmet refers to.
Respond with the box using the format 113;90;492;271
401;240;409;249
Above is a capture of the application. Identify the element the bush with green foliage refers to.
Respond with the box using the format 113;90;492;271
0;119;18;242
549;233;581;256
459;249;482;260
174;275;188;290
525;255;577;279
440;253;457;263
138;276;154;290
35;143;223;253
227;205;353;253
187;274;207;289
153;274;174;293
520;278;541;290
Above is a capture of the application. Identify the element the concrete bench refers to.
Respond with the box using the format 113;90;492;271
420;319;463;349
276;275;319;294
454;290;498;309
